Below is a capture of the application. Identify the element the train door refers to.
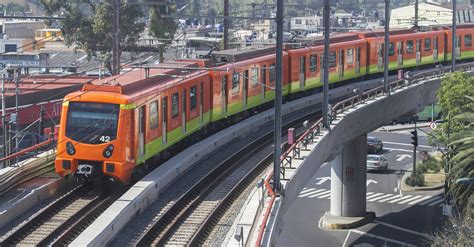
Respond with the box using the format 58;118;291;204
338;50;344;78
221;75;228;115
378;43;384;70
397;41;403;66
456;35;461;60
138;105;146;159
182;89;187;133
433;37;439;62
261;65;267;99
299;56;306;89
162;96;168;144
355;47;361;75
200;82;204;124
416;39;421;64
243;70;249;109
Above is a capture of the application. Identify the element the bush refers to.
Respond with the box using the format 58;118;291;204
424;158;442;173
417;163;428;173
406;172;425;187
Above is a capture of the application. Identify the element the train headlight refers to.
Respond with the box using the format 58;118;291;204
66;142;75;155
103;144;114;158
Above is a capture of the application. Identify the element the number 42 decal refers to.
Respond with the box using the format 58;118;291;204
100;136;111;142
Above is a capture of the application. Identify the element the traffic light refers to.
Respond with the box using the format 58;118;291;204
410;130;418;147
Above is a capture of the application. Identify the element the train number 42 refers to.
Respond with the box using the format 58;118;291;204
100;136;111;142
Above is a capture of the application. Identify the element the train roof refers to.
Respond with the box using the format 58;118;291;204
82;61;207;97
211;46;276;63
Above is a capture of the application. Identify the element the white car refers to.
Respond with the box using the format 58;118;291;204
367;155;388;170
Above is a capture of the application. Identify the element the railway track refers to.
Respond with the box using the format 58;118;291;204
1;183;118;246
132;105;322;246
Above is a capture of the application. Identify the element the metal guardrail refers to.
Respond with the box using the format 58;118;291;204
255;63;474;247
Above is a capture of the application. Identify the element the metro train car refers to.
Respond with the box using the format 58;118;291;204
55;25;474;184
55;62;212;183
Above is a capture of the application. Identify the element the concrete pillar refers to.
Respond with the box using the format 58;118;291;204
330;134;367;217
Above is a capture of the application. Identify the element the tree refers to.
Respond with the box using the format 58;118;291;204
40;0;145;74
432;72;474;212
148;1;177;62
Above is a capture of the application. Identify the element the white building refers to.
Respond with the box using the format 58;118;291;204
391;2;474;28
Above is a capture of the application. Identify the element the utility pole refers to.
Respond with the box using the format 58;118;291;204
112;0;120;75
14;69;19;165
384;0;390;95
451;0;457;71
273;0;283;193
322;0;330;129
1;74;6;168
414;0;419;28
38;105;44;145
224;0;229;50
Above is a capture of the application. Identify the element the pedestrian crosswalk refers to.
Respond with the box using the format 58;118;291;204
298;188;444;207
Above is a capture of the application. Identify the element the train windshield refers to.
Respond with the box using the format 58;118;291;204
66;102;120;144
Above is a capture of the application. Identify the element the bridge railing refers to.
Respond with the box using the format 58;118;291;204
255;62;474;247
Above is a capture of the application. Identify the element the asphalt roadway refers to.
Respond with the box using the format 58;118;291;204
275;125;446;247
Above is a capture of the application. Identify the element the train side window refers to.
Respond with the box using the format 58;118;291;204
251;67;259;87
321;52;337;68
269;63;276;83
309;54;317;72
388;42;395;56
232;71;240;94
346;49;354;64
424;38;431;51
406;40;414;53
465;34;472;47
172;93;179;118
190;86;197;110
150;101;158;129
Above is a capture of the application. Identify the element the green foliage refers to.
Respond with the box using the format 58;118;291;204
423;156;442;173
5;2;30;13
406;172;425;187
434;74;474;214
148;1;177;62
40;0;145;73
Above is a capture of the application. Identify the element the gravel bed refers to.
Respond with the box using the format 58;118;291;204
111;105;317;246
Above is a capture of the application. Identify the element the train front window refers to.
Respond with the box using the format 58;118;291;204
66;102;120;144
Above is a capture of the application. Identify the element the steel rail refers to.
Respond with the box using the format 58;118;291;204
0;184;113;246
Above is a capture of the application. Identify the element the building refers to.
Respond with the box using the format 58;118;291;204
391;1;474;28
1;20;46;39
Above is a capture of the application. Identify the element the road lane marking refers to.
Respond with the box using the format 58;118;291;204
300;187;316;194
298;189;326;197
318;193;332;199
366;193;384;199
366;192;375;196
418;195;443;205
374;220;434;240
428;198;444;206
398;195;422;204
349;229;416;247
378;194;401;202
388;195;413;203
387;148;419;153
384;141;432;149
342;231;351;247
307;190;331;198
368;194;393;201
407;195;432;205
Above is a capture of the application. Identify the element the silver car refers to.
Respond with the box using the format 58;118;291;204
367;155;388;170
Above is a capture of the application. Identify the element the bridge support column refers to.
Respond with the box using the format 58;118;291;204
322;134;375;229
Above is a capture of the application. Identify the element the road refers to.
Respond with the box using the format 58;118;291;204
275;125;445;247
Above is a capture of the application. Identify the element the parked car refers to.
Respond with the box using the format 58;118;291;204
367;136;383;154
367;154;388;171
390;115;418;125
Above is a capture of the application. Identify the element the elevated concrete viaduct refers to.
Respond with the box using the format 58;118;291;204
266;66;474;246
